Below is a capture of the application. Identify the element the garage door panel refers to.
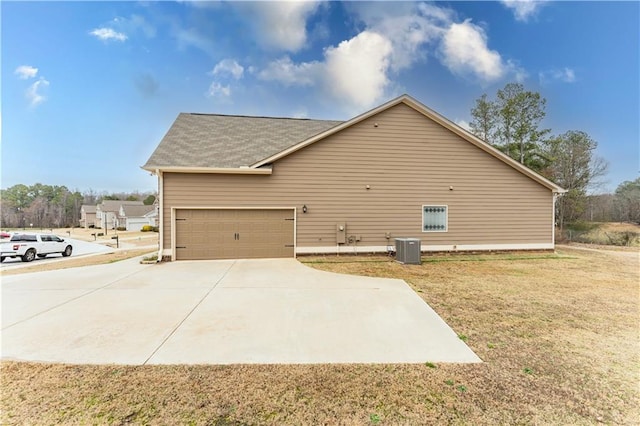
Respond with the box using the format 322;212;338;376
175;209;294;260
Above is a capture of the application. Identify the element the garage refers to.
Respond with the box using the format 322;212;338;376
174;209;295;260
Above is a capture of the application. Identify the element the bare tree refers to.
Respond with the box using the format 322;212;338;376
544;131;609;228
470;83;550;172
613;178;640;223
469;94;496;142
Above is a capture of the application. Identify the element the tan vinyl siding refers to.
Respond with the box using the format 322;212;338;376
162;103;553;251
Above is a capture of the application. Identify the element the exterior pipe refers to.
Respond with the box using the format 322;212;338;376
157;169;163;262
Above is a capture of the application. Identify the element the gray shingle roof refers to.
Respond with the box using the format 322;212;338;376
143;113;343;169
98;200;143;213
81;205;96;213
120;205;155;217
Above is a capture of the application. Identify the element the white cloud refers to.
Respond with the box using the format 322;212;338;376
175;27;214;54
123;14;156;38
501;0;547;22
292;109;309;119
259;31;393;111
510;61;529;83
212;59;244;80
557;67;576;82
348;3;523;84
236;1;321;52
539;67;576;85
347;2;450;72
26;77;49;106
258;56;320;86
15;65;38;79
207;82;231;98
90;27;127;42
455;119;471;131
440;20;506;83
257;3;527;109
324;31;393;108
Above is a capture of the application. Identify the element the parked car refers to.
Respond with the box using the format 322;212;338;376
0;233;73;263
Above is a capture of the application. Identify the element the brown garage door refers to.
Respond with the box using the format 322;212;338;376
175;209;295;260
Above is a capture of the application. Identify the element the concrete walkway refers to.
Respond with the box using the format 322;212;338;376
1;258;480;365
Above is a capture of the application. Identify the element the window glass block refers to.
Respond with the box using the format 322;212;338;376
423;205;447;232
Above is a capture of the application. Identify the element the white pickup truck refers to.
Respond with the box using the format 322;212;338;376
0;233;73;263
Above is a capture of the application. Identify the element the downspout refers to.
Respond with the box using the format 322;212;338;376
552;192;557;247
156;169;163;261
552;191;564;248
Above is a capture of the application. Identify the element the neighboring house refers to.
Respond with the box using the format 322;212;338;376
79;205;97;228
96;200;144;229
143;94;565;261
143;204;159;227
118;204;157;231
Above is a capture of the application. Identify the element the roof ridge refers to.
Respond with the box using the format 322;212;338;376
187;112;342;122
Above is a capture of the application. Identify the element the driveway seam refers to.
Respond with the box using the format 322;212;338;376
1;265;153;331
142;260;237;365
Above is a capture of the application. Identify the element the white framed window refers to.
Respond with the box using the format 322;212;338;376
422;205;448;232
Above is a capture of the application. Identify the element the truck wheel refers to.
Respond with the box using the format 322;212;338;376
37;254;47;258
62;245;73;257
22;249;36;262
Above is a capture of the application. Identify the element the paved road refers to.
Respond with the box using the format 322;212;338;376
0;238;114;270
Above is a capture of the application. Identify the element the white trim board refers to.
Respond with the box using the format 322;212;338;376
163;242;554;258
297;242;554;254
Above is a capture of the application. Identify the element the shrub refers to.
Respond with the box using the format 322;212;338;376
116;227;126;231
566;221;600;232
141;225;153;232
606;231;639;246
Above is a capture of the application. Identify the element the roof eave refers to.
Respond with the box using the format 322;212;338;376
142;166;272;175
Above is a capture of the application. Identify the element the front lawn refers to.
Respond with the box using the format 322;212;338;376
2;248;638;424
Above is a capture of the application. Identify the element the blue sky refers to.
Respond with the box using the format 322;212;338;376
2;1;638;193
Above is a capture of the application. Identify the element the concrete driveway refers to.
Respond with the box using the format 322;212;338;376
1;258;480;365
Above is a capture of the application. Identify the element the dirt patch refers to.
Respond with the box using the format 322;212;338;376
2;249;638;424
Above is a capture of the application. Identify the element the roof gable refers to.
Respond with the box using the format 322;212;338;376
252;95;564;193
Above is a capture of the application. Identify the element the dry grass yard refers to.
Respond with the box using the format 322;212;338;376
1;247;638;425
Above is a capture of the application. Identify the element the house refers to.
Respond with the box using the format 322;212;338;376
96;200;144;229
143;203;159;227
118;204;157;231
143;94;565;261
79;205;97;228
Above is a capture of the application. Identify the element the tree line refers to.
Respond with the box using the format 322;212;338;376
0;184;156;229
468;82;638;227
